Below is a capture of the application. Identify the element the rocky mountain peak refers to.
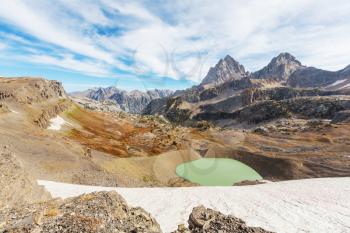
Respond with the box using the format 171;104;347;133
274;52;301;64
87;86;119;101
253;52;303;81
201;55;247;86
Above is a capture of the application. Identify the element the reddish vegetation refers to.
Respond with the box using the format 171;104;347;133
66;106;179;157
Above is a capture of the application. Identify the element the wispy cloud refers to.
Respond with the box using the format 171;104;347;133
0;42;6;50
0;0;350;87
27;54;113;77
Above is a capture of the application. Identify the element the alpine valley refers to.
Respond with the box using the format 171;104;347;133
1;53;350;233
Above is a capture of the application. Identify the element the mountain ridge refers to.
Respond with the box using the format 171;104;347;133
144;52;350;128
200;52;350;89
71;87;173;113
73;52;350;116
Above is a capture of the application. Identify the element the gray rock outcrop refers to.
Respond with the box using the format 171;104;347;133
173;205;273;233
195;96;350;125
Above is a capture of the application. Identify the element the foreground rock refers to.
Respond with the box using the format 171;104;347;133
173;205;273;233
0;191;162;233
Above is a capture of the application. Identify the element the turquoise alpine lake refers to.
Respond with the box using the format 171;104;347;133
176;158;262;186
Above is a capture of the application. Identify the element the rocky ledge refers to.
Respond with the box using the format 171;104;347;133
0;77;66;104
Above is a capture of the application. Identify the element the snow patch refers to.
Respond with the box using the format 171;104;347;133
47;116;71;130
10;109;19;114
38;178;350;233
327;79;347;87
339;83;350;90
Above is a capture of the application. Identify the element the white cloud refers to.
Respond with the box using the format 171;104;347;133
63;83;110;93
58;0;111;25
0;0;350;83
28;54;112;77
0;0;114;63
0;42;6;50
100;0;161;24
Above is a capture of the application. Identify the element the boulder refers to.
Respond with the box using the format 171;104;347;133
172;205;273;233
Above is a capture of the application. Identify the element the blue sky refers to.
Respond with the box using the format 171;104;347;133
0;0;350;92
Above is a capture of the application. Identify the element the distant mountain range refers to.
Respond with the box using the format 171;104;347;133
201;52;350;89
71;87;173;113
73;52;350;117
144;52;350;127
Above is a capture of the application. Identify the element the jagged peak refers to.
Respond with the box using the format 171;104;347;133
223;54;236;62
252;52;303;81
271;52;302;66
276;52;294;58
200;55;247;86
219;55;241;66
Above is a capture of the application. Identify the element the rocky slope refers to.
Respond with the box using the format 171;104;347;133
146;86;350;127
0;145;51;209
288;66;350;89
0;103;9;114
195;96;350;125
0;77;210;187
71;96;122;113
71;87;173;113
0;191;161;233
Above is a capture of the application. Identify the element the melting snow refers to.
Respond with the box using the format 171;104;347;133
339;83;350;89
47;116;71;130
38;178;350;233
